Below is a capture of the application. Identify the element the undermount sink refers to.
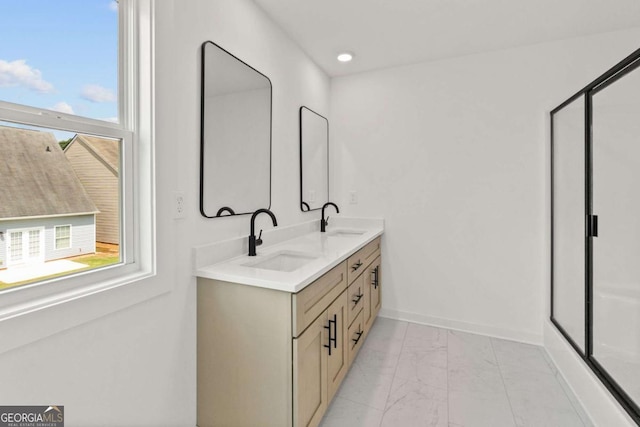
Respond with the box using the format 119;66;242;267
243;251;319;272
327;228;367;238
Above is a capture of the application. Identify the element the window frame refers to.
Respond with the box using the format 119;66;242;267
54;225;72;251
0;0;156;322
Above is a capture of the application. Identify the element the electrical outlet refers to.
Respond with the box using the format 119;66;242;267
349;191;358;204
174;191;186;219
309;190;316;203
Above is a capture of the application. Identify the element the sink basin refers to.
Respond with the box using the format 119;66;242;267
327;228;367;238
243;251;319;272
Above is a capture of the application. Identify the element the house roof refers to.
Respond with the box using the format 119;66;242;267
0;126;98;219
65;134;119;175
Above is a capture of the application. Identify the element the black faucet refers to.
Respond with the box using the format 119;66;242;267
321;202;339;232
249;208;278;256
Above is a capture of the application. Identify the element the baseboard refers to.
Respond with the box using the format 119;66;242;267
378;307;543;345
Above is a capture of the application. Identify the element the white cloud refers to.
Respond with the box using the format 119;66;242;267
109;1;118;12
81;84;116;103
51;102;74;115
0;59;54;93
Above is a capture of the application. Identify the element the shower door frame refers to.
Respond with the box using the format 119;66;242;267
551;47;640;425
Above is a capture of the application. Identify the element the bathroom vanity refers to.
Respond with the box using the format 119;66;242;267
195;221;383;427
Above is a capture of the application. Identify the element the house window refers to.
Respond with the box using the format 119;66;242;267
0;0;153;299
29;229;42;257
55;226;72;250
9;232;23;263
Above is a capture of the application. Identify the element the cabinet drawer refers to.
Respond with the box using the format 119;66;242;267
347;310;365;366
346;237;381;284
347;273;365;326
293;261;348;337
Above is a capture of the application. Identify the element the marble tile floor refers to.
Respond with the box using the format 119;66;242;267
320;317;593;427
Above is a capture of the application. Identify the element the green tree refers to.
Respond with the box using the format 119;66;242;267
59;137;73;150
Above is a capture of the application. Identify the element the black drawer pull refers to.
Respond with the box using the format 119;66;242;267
352;293;363;305
351;261;363;271
371;266;379;289
352;330;364;346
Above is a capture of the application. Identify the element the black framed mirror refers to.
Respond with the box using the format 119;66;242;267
299;106;329;212
200;41;272;218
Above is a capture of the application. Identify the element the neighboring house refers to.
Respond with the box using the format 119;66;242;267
64;135;120;245
0;126;98;269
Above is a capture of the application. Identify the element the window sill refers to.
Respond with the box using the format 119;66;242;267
0;266;165;354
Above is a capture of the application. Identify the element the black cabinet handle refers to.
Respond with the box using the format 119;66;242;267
351;261;363;271
352;293;363;305
332;314;338;349
352;329;364;346
324;314;337;355
371;266;379;289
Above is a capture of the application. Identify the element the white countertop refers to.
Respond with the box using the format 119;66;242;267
194;218;383;293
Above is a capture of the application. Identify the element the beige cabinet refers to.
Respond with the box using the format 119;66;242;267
293;289;348;427
197;237;382;427
293;311;328;427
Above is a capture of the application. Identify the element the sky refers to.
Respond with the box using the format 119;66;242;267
0;0;119;139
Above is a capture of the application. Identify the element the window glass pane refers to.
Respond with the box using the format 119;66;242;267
9;232;23;263
0;1;119;122
29;229;41;256
0;121;121;290
55;226;71;250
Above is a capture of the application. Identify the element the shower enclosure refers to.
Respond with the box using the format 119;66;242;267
551;47;640;425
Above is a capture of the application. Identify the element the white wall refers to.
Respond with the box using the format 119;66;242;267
330;28;640;344
0;1;330;426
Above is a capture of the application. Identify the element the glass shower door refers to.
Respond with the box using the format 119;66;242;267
591;63;640;410
551;97;586;353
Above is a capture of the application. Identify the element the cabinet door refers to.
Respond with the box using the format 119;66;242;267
326;290;348;402
293;312;328;427
364;256;381;332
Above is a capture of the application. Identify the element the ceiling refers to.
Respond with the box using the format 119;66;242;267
252;0;640;77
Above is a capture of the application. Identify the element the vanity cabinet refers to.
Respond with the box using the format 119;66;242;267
197;236;381;427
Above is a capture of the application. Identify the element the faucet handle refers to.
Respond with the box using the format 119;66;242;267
256;229;263;246
325;216;330;226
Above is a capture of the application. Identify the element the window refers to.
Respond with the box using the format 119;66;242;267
0;0;153;301
9;232;23;263
54;226;72;250
29;229;42;257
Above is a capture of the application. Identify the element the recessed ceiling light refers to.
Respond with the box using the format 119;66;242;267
337;52;354;62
